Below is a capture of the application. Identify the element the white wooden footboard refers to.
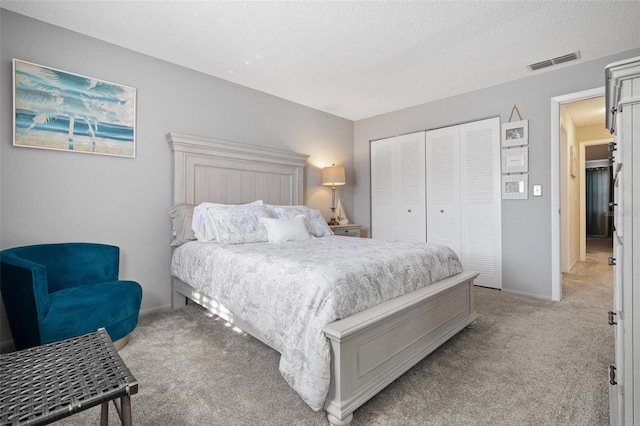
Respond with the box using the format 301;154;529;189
173;271;477;425
322;271;478;426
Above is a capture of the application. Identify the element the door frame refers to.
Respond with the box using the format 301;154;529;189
579;139;613;259
550;86;605;301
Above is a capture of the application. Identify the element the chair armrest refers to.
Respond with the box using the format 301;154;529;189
1;253;50;348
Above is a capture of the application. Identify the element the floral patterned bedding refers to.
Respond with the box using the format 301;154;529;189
170;236;462;411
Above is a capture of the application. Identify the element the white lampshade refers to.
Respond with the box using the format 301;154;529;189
322;164;346;186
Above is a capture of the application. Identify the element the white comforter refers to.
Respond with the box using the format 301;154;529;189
171;236;462;411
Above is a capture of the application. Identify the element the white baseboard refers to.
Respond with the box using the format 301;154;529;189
502;288;552;301
139;304;171;315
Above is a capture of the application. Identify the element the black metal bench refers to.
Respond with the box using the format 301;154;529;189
0;328;138;426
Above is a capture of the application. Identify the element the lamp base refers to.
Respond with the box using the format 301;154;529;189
328;206;338;226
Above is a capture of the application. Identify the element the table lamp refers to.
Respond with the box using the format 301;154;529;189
322;164;345;225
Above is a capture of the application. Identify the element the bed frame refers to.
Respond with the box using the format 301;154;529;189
168;132;479;426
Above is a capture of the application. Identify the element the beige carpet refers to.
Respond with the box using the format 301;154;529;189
58;238;613;425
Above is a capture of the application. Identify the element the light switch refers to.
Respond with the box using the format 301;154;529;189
533;184;542;197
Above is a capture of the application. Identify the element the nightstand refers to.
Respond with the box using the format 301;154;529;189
330;224;362;238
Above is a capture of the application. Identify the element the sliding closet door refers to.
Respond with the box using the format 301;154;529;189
371;132;426;242
425;126;461;255
459;117;502;289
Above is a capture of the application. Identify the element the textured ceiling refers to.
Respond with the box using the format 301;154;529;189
2;1;640;121
564;96;606;128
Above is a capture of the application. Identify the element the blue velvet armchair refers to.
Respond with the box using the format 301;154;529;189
0;243;142;350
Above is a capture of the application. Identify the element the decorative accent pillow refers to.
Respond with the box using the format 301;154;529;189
267;205;334;238
206;204;270;244
260;217;311;243
192;200;263;242
168;204;196;247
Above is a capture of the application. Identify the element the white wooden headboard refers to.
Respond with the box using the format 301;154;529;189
167;132;309;206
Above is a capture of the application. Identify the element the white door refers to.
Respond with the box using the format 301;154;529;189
371;132;426;242
397;133;426;242
459;117;502;289
611;230;624;425
425;126;461;255
426;117;502;289
371;139;396;240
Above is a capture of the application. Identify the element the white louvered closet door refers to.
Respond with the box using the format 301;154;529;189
426;117;502;289
371;139;396;240
459;117;502;289
397;133;426;241
425;126;461;256
371;132;426;241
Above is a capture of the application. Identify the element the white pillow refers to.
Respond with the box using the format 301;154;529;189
206;204;269;244
192;200;263;242
267;205;333;238
260;217;311;243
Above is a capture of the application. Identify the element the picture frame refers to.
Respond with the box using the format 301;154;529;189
13;59;137;158
501;120;528;147
502;174;529;200
501;146;529;173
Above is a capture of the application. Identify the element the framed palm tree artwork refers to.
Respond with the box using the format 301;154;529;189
13;59;136;158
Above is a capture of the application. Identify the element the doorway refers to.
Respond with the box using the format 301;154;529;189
585;161;612;237
551;88;612;301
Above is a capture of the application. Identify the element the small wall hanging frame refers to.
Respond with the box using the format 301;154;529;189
502;146;529;173
502;174;529;200
502;105;528;147
569;145;577;178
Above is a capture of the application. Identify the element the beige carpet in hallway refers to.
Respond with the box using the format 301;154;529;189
562;236;613;310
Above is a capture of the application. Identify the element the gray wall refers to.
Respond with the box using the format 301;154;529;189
353;47;640;299
0;10;353;348
3;9;638;348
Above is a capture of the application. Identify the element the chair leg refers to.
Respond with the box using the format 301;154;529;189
100;401;109;426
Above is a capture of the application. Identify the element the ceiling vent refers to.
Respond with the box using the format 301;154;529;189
528;51;581;71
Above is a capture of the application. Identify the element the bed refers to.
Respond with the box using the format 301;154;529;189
168;132;478;426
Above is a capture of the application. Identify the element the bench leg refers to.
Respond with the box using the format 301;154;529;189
121;394;133;426
101;401;109;426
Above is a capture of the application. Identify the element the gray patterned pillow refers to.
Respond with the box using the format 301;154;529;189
268;205;333;237
207;205;269;244
193;200;263;242
168;203;196;247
